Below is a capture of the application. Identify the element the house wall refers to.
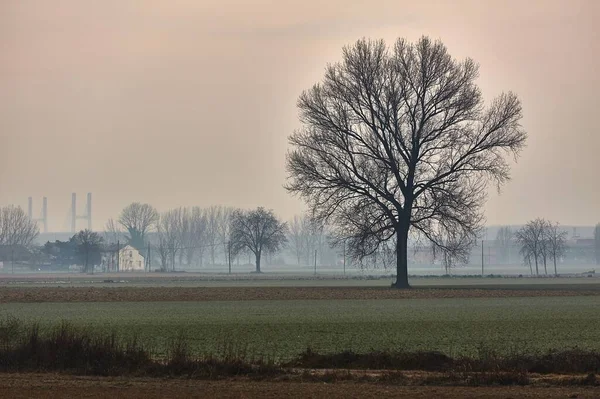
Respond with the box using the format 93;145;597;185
119;246;145;271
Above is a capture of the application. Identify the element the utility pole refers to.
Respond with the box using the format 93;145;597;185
228;241;232;274
172;246;176;272
343;241;346;275
314;249;317;276
146;244;151;273
481;240;484;277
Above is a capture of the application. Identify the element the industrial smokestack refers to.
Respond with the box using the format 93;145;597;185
71;193;77;233
42;197;48;233
87;193;92;230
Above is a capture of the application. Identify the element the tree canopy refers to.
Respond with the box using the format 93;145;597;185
230;207;288;273
286;36;527;287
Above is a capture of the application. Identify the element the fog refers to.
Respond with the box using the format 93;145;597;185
1;0;599;231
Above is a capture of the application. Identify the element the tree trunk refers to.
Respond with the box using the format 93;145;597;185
392;227;410;289
255;251;261;273
543;257;547;275
553;255;558;277
534;257;539;276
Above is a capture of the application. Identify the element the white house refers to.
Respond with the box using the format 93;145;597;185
102;245;145;272
119;245;145;271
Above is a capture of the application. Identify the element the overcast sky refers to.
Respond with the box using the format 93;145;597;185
1;0;598;232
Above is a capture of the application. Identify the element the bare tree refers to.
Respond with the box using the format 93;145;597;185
516;219;545;276
595;223;600;266
286;36;526;288
103;218;123;245
539;220;550;275
73;229;104;273
188;207;208;266
217;207;235;266
156;209;180;272
288;215;306;265
0;205;39;247
230;207;288;273
495;226;513;264
156;231;170;272
118;203;159;250
205;206;221;265
544;221;568;276
174;207;191;266
432;231;469;274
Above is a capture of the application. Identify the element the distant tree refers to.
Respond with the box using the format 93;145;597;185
103;218;124;245
73;229;104;273
118;203;159;250
217;207;235;266
544;221;568;276
230;208;288;273
205;206;221;265
595;223;600;265
288;215;306;265
180;207;208;267
285;36;526;288
0;205;39;247
43;239;77;267
516;219;545;275
539;220;550;275
495;226;513;264
287;213;327;266
157;209;181;272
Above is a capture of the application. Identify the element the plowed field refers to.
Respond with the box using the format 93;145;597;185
0;373;598;398
1;285;600;302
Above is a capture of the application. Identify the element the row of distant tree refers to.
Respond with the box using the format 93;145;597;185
0;202;337;272
515;219;568;276
104;202;344;272
1;203;599;274
104;203;298;272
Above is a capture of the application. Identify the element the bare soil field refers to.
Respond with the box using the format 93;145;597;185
1;285;600;303
0;373;598;399
1;273;598;289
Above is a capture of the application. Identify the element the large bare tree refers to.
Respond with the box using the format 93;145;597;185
286;37;526;288
118;203;159;250
0;205;39;248
230;207;288;273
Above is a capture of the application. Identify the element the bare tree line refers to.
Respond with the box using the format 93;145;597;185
105;203;290;272
516;219;568;276
287;213;330;266
0;205;39;249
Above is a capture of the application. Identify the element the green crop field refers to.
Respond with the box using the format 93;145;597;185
1;296;598;359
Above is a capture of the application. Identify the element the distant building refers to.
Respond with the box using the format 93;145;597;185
101;245;145;272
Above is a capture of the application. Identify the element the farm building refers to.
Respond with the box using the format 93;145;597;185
101;245;145;272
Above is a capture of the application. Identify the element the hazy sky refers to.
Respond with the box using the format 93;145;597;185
1;0;598;232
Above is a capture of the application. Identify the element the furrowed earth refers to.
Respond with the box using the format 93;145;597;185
0;274;599;397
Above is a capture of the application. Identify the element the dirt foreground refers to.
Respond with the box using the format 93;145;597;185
1;285;600;303
0;373;597;399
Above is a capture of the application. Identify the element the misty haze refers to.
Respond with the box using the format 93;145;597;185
0;1;599;398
